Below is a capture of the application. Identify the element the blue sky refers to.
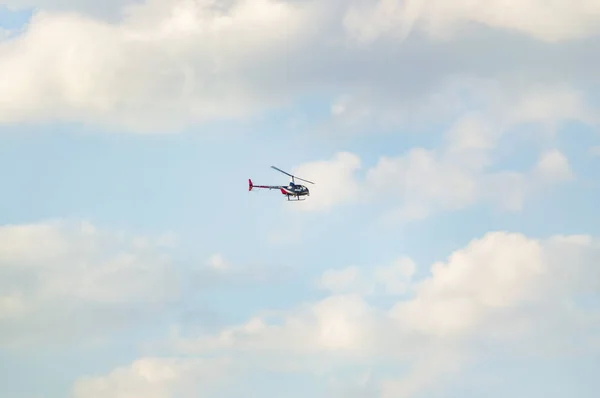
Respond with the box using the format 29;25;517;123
0;2;599;398
0;5;30;30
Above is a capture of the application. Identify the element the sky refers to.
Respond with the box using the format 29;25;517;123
0;0;599;397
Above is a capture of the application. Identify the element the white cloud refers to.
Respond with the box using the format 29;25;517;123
0;220;180;348
317;257;416;296
207;253;229;271
533;149;574;183
378;348;466;398
0;0;317;131
365;145;484;219
343;0;600;43
192;231;600;354
72;356;231;398
0;1;599;131
296;85;581;217
392;233;600;345
327;80;598;145
318;266;364;294
172;293;391;358
295;139;573;219
192;252;298;287
290;152;361;212
9;0;600;44
292;144;572;218
506;85;596;127
82;229;600;397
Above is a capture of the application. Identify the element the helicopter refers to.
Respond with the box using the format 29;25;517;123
249;166;315;201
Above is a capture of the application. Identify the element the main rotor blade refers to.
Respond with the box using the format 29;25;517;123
271;166;293;178
294;176;315;184
271;166;315;184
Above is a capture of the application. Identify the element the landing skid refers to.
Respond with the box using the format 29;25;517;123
286;195;306;201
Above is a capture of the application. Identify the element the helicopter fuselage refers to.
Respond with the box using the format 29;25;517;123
280;184;309;196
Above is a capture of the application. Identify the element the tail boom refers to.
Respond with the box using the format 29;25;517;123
248;179;282;191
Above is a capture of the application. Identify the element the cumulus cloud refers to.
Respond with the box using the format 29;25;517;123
292;145;573;218
381;145;574;217
77;230;600;396
0;0;318;131
290;152;361;211
0;220;292;353
0;0;599;131
0;220;180;348
179;232;600;353
291;88;579;217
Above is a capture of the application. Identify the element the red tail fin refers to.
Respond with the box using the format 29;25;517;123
248;179;253;191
